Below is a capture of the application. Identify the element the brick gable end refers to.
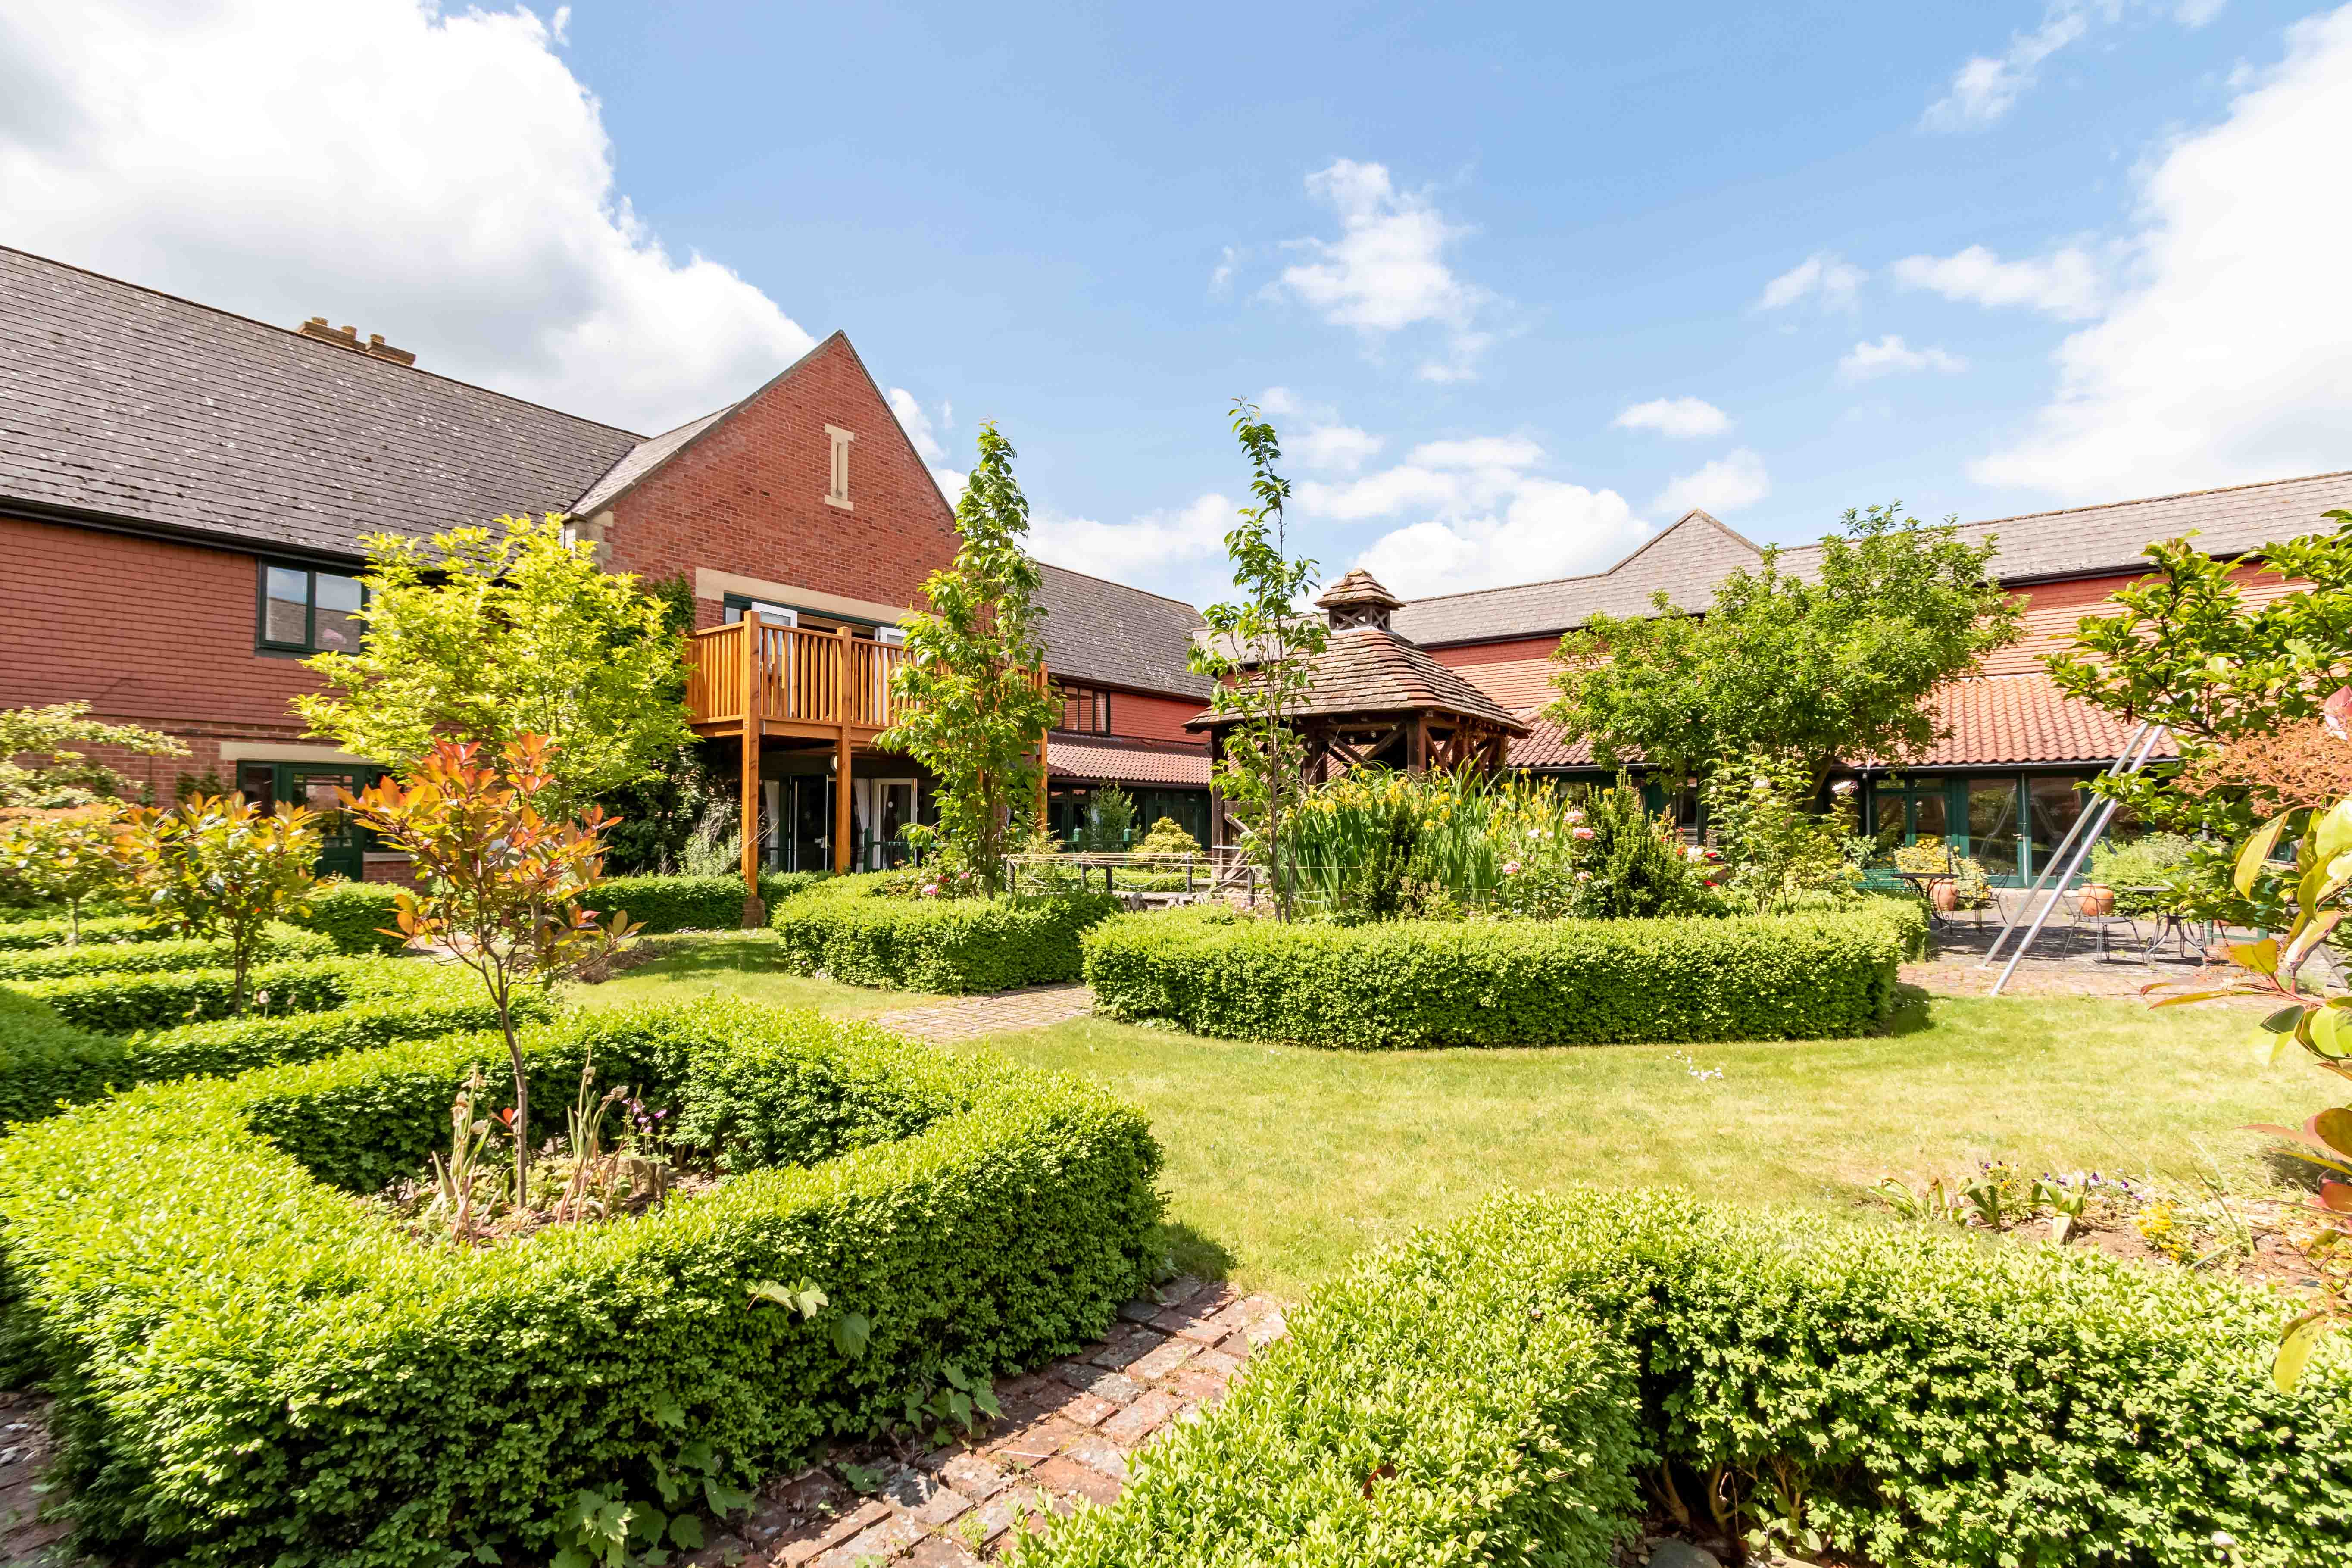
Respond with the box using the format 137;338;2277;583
598;334;960;626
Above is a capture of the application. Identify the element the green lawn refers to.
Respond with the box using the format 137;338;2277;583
576;945;2325;1297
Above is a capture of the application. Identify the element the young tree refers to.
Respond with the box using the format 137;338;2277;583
0;702;187;809
0;806;130;941
296;514;690;812
1548;504;2021;784
345;735;634;1207
2046;512;2352;925
114;796;319;1013
880;422;1056;897
1190;401;1329;921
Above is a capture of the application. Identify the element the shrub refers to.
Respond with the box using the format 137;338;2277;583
1023;1190;2352;1568
1135;817;1201;857
292;880;409;953
0;912;169;951
0;990;126;1126
115;792;321;1013
2089;830;2199;915
10;954;467;1033
1082;903;1921;1048
0;1000;1162;1566
1892;837;1992;909
0;922;332;980
773;887;1121;993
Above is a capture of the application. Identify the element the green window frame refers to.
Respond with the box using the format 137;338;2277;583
257;562;367;656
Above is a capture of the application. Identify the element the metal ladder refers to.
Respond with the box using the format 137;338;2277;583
1979;722;2169;997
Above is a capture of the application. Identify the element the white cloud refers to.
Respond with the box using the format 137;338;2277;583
1756;251;1865;312
1890;244;2105;319
887;387;949;463
1837;335;1970;381
1277;159;1497;381
1028;493;1234;605
0;0;816;434
1652;449;1771;517
1612;397;1732;438
1357;481;1647;598
1257;387;1384;473
1975;5;2352;498
931;469;969;508
1924;2;2226;131
1209;245;1236;296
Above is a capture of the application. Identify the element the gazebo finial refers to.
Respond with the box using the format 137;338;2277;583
1315;568;1403;631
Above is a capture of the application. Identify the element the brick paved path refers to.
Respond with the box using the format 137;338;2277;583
703;1278;1283;1567
873;984;1095;1043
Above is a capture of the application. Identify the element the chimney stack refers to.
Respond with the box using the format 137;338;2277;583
298;316;417;367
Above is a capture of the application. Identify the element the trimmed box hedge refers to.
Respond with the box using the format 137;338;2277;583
297;874;835;954
0;1000;1162;1566
9;954;478;1033
1081;903;1922;1048
0;923;333;980
772;883;1121;993
0;914;164;952
1025;1189;2352;1568
0;986;552;1129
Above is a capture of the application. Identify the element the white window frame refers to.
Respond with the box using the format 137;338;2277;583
825;424;855;510
746;600;799;626
875;625;907;646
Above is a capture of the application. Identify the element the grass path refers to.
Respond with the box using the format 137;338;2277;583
575;942;2320;1296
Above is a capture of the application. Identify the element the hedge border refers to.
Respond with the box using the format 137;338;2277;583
1081;903;1923;1048
772;886;1122;993
0;1000;1162;1566
296;874;835;954
1022;1189;2352;1568
0;924;333;981
7;953;485;1033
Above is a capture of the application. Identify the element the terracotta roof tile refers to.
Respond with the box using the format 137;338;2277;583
1506;672;2181;773
1186;627;1529;734
1047;736;1211;787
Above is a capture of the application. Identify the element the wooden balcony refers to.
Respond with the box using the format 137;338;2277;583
685;615;912;741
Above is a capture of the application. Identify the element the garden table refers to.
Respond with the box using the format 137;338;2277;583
1892;869;1955;927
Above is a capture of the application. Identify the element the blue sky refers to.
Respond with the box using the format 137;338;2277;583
7;1;2350;605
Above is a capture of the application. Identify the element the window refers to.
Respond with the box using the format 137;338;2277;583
259;563;365;654
825;424;855;509
1055;682;1112;735
722;599;799;627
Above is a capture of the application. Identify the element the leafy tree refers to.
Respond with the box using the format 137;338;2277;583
1077;785;1137;852
1572;774;1708;919
1702;749;1858;913
0;702;187;809
0;806;130;940
1548;503;2021;783
2046;512;2352;925
881;422;1055;898
345;735;634;1206
296;514;690;811
1190;401;1329;921
114;795;319;1013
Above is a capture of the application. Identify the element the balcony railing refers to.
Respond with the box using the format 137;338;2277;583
685;617;913;734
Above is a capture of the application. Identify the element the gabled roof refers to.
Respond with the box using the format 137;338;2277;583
571;404;734;517
1388;509;1762;646
1187;626;1529;734
1036;562;1212;699
1774;470;2352;585
0;245;642;559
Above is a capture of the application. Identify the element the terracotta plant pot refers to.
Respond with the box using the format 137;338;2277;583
2077;883;2116;916
1930;881;1960;912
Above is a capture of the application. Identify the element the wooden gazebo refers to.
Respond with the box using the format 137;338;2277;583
1185;569;1529;845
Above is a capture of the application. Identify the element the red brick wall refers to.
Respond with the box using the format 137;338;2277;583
1426;634;1562;712
0;514;320;802
1097;688;1206;744
601;335;961;627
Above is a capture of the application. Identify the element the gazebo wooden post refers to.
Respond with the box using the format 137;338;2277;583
1409;713;1429;776
1206;727;1228;849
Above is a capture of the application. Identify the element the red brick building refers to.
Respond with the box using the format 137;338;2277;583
0;246;1211;880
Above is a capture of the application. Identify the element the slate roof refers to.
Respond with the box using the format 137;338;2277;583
0;246;642;559
1389;510;1762;646
1187;627;1529;734
1047;735;1212;787
1390;474;2352;648
571;404;734;517
1505;671;2180;773
1036;563;1212;699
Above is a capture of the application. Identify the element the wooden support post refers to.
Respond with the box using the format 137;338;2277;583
1408;713;1429;777
834;627;855;875
739;611;765;927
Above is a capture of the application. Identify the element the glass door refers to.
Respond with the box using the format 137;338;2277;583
2026;775;2090;885
1965;778;2023;885
873;778;916;868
